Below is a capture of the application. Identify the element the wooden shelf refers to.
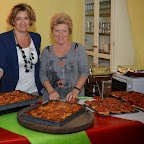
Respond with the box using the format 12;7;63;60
86;50;94;56
97;53;111;59
100;13;111;17
85;32;94;35
85;12;94;16
99;50;110;54
99;33;110;36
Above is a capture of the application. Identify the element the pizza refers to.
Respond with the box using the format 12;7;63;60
0;90;37;106
120;102;136;113
26;101;85;123
111;91;130;98
85;98;110;115
103;97;121;114
111;91;124;98
111;91;144;111
84;97;136;115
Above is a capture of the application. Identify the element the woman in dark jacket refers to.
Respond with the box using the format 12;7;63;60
0;3;42;95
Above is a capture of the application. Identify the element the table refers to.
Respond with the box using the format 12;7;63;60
0;128;30;144
86;114;144;144
0;112;91;144
0;97;144;144
0;112;144;144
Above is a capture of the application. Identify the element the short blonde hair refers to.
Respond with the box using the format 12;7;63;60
7;3;36;26
50;13;73;34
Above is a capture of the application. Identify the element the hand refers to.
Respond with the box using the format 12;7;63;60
66;89;79;102
0;71;3;79
49;90;60;101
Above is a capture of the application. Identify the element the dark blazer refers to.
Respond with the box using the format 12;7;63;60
0;30;42;94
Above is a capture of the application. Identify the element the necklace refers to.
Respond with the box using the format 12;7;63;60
14;32;34;73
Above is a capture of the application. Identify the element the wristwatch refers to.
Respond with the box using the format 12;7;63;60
73;86;81;92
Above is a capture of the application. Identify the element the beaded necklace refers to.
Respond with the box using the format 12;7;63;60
14;32;34;73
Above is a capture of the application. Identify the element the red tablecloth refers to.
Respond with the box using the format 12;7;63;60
0;113;144;144
86;114;144;144
0;128;30;144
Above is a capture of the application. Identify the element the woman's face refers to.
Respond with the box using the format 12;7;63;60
53;24;70;45
14;11;31;33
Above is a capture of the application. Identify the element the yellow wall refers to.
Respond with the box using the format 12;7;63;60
0;0;84;51
1;0;144;65
127;0;144;65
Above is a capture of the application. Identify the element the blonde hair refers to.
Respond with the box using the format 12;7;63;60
50;13;73;34
7;3;36;26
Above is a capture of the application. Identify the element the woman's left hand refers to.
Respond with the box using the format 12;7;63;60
66;89;79;102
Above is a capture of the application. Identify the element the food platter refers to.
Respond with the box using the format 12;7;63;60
20;101;86;126
117;65;144;77
17;104;94;134
111;91;144;112
0;90;39;115
84;97;138;116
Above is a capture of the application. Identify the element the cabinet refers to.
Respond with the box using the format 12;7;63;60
84;0;134;71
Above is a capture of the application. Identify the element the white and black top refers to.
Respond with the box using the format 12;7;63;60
15;39;38;94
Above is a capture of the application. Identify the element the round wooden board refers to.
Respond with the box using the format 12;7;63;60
17;104;94;134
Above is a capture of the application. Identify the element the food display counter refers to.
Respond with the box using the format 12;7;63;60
0;98;144;144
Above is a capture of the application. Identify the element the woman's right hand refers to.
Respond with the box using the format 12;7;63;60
43;80;60;101
49;90;60;100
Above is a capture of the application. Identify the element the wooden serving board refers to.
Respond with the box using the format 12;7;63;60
17;104;94;134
